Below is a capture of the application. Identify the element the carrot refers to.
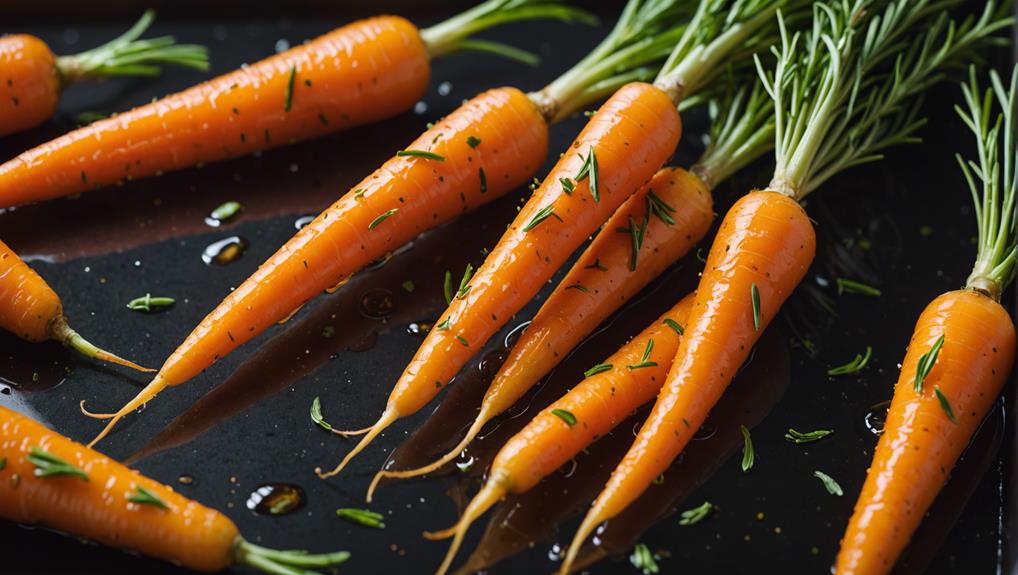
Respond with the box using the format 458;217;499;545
83;0;689;446
320;0;787;481
834;66;1017;575
0;1;594;208
0;11;208;138
369;76;781;498
367;167;712;497
0;238;150;372
426;293;695;575
0;405;349;574
559;2;1011;572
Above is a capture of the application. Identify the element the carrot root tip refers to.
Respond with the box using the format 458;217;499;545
316;409;397;480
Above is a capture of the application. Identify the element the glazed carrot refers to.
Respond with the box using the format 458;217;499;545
559;2;1011;571
0;1;594;208
835;66;1017;575
426;294;695;575
0;238;149;372
0;11;208;137
321;0;787;481
368;78;781;499
84;0;689;446
0;405;349;573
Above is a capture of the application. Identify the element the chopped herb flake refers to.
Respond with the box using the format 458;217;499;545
284;65;296;112
914;335;945;392
751;283;761;331
813;470;843;496
126;294;175;312
827;346;873;376
551;409;577;427
455;334;469;346
368;208;398;230
402;280;415;293
27;448;88;481
522;204;559;232
630;543;659;575
310;397;333;431
678;501;714;525
560;177;575;195
336;508;385;529
836;278;882;297
565;283;589;292
627;339;657;370
435;317;452;331
397;149;445;161
466;135;481;148
785;428;833;444
128;485;170;509
934;385;957;422
663;318;684;335
584;363;613;378
740;425;754;472
443;270;453;305
455;264;474;300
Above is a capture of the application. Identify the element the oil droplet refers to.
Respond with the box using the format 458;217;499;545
294;215;315;230
864;400;891;436
407;321;432;336
246;483;306;516
359;288;395;319
202;236;247;266
205;200;242;227
178;474;194;485
437;81;452;96
547;543;563;561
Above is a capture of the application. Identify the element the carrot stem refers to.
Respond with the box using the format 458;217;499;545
55;10;208;84
50;316;154;373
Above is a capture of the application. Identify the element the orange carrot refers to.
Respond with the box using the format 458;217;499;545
835;66;1017;575
559;4;1009;571
0;11;208;137
317;81;682;479
318;0;787;480
0;405;349;573
83;0;689;446
0;1;593;208
426;293;695;574
0;238;150;372
367;166;711;497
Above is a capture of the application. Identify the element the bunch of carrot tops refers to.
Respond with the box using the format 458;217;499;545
0;1;1014;574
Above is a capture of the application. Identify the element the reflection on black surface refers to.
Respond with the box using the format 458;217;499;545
0;332;70;392
125;194;517;464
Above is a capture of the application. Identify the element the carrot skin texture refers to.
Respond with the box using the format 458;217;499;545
159;87;546;387
0;15;429;207
391;82;681;419
485;167;711;420
836;289;1016;575
570;190;814;551
0;35;59;137
0;406;239;572
0;238;63;342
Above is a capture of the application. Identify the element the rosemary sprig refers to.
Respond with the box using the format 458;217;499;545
455;264;475;300
27;448;88;481
836;278;882;297
914;334;944;392
646;191;676;225
367;208;398;230
396;150;445;161
740;425;754;472
284;66;296;112
813;470;843;496
128;485;170;510
336;508;385;529
678;501;714;525
126;293;175;312
551;409;578;427
934;385;957;422
750;283;761;331
663;318;684;335
522;204;561;232
630;543;660;575
827;345;872;376
785;428;833;444
584;363;613;377
627;339;658;370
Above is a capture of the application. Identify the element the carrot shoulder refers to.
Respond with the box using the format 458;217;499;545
85;85;548;446
0;15;429;207
318;81;682;478
0;35;60;137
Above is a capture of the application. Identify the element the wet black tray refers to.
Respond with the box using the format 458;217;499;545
0;6;1015;575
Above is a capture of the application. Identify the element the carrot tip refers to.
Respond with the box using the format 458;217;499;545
86;374;168;448
423;526;457;541
316;409;398;480
331;424;374;437
78;399;116;420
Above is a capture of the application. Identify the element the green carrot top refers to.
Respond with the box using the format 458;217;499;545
957;65;1017;300
759;0;1012;201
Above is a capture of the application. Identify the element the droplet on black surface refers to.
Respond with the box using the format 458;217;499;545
359;288;395;319
864;399;891;436
407;321;432;336
202;236;247;266
294;215;315;230
178;474;194;485
246;483;306;516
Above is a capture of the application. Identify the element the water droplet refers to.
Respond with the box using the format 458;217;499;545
407;322;432;336
202;236;247;266
547;543;563;561
274;38;290;53
414;101;428;114
246;483;306;516
178;474;194;485
294;215;315;230
455;455;475;473
359;288;395;319
437;81;452;96
864;400;890;436
0;385;10;395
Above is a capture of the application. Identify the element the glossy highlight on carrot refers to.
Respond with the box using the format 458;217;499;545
317;81;682;479
84;85;549;446
0;405;350;573
0;239;150;372
427;294;695;575
0;11;208;137
367;167;712;498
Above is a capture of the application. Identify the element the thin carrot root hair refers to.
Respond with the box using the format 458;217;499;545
52;317;154;373
426;482;504;575
367;415;487;503
330;425;374;438
85;375;168;447
316;409;397;480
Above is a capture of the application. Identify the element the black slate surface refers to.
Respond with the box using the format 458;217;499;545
0;6;1015;575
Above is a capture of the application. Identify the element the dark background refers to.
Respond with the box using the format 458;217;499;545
0;3;1015;574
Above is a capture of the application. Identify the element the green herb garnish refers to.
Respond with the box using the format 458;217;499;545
479;167;487;194
0;457;6;471
126;293;175;312
750;283;761;331
522;204;561;232
27;448;88;481
128;485;170;509
630;543;659;575
443;270;453;305
584;363;613;378
785;428;833;444
210;200;242;222
627;339;657;370
455;334;469;346
396;149;445;161
663;318;684;335
336;508;385;529
914;334;945;392
435;317;452;331
584;258;608;271
574;147;600;202
836;278;882;297
813;470;843;496
466;135;481;148
310;396;333;432
560;177;575;195
284;65;296;112
565;283;589;292
740;425;754;472
368;208;398;230
551;409;577;427
646;191;676;225
455;264;474;300
618;215;647;271
934;385;957;422
678;501;714;525
402;280;415;293
827;346;872;376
